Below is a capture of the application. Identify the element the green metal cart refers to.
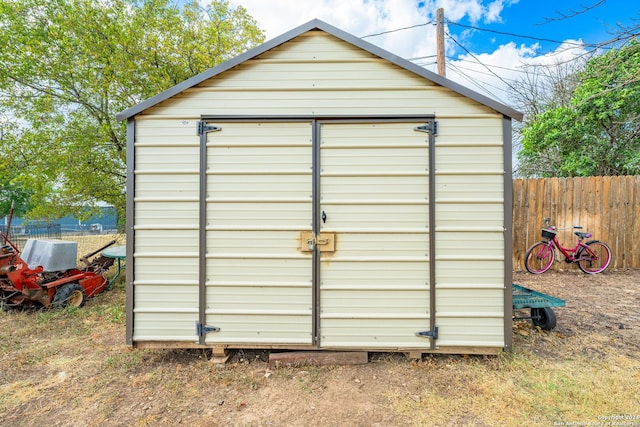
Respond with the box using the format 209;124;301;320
512;284;566;330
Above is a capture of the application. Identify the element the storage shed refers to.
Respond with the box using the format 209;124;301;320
117;19;523;355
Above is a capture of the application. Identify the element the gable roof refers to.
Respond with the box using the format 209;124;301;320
116;19;523;121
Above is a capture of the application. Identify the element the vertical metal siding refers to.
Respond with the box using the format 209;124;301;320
204;122;314;345
318;122;430;348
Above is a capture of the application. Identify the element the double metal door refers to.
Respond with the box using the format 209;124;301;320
199;119;434;349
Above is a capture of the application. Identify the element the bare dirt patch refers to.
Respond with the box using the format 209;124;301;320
513;268;640;359
1;269;639;426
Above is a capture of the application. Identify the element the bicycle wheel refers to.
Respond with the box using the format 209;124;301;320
577;240;611;274
524;241;555;274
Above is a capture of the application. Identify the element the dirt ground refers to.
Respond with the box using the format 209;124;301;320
512;268;640;358
1;268;639;426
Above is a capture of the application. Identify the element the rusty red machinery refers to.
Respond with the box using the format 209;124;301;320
0;232;115;311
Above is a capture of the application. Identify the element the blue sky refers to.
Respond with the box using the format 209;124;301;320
449;0;636;55
226;0;639;105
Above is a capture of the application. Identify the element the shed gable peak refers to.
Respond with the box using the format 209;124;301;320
116;19;522;121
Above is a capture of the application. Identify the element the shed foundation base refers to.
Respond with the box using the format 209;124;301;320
268;351;368;368
131;341;505;357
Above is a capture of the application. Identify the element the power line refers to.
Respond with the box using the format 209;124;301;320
446;20;594;48
445;31;522;95
410;59;438;68
445;60;507;103
353;9;639;106
449;57;531;75
361;21;434;39
447;18;640;51
357;18;542;99
449;61;523;94
447;60;525;81
406;54;437;61
357;11;639;53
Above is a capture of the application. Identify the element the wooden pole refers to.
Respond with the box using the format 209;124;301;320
3;200;15;243
436;8;446;77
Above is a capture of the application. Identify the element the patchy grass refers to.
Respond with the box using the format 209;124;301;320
391;348;639;426
60;233;125;259
1;271;639;426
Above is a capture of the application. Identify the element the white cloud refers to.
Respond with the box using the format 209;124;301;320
230;0;494;60
228;0;587;107
444;40;587;105
485;0;505;23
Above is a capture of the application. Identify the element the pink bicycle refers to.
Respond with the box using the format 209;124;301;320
524;218;612;274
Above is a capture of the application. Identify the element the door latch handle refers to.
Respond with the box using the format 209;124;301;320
300;231;335;252
307;237;328;250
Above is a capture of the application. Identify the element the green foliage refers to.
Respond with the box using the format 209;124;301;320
518;41;640;177
0;120;32;217
0;0;264;220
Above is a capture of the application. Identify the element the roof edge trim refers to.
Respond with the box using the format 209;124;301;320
116;18;522;121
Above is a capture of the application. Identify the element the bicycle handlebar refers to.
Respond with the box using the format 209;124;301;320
542;218;582;230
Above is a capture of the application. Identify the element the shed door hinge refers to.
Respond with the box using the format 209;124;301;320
197;121;221;135
196;321;220;337
414;121;438;136
415;325;438;340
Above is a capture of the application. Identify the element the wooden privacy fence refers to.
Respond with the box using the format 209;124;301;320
513;175;640;271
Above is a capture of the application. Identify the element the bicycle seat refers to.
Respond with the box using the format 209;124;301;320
575;232;592;239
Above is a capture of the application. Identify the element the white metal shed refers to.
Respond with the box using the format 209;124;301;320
117;19;522;355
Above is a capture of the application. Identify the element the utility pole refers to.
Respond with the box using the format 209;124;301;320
436;8;446;77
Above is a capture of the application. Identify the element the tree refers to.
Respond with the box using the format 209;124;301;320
509;58;586;175
0;117;32;218
517;40;640;177
511;59;585;119
0;0;265;223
